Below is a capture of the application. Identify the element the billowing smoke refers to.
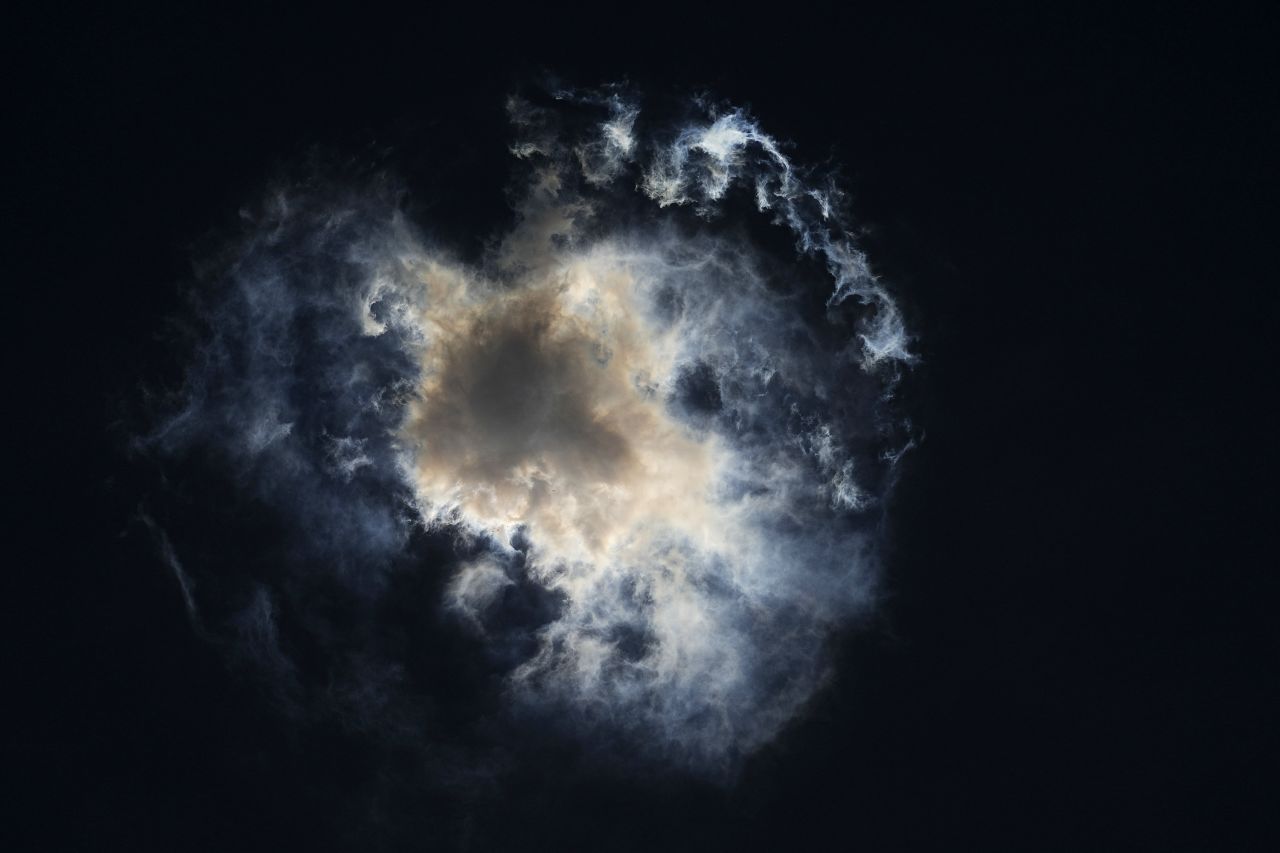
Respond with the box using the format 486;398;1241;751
137;84;914;777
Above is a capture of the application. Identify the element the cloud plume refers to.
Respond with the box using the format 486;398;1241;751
137;83;915;777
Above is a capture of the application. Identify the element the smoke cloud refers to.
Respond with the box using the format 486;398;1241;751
137;83;915;778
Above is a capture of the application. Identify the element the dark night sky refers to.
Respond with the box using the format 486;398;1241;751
8;6;1276;851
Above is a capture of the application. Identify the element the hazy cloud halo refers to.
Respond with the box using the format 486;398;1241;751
142;84;914;775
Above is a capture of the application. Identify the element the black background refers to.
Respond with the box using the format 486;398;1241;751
9;5;1276;851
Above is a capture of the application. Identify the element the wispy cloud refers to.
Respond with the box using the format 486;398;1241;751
137;82;915;777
